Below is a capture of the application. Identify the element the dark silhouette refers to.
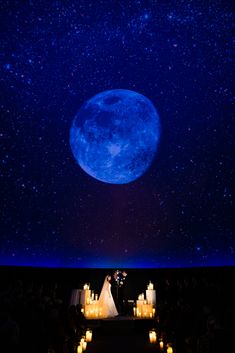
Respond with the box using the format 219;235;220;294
112;270;128;315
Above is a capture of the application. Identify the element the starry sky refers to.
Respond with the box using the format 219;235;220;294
1;0;234;268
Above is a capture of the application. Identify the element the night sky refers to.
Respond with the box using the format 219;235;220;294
1;0;234;268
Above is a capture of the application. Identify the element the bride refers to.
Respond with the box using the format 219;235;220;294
98;275;118;318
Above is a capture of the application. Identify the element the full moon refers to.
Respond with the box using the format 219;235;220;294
69;89;160;184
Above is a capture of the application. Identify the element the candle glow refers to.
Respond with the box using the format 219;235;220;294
149;330;157;343
86;329;92;342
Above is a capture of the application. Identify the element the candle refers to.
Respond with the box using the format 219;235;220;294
133;307;136;316
159;339;164;350
150;312;153;318
167;346;173;353
152;308;156;316
77;345;82;353
82;341;87;351
95;294;98;300
86;329;92;342
149;330;157;343
80;337;85;345
81;308;84;313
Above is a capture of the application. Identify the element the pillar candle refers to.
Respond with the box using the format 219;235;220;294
159;339;164;350
77;345;82;353
82;341;87;351
86;329;92;342
149;330;157;343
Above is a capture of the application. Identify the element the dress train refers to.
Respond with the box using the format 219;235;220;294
98;276;118;318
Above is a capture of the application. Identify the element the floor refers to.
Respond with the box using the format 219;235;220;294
82;316;162;353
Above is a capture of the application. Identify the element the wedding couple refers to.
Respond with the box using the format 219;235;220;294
98;270;127;318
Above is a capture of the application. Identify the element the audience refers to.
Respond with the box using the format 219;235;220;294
157;273;233;352
0;277;88;353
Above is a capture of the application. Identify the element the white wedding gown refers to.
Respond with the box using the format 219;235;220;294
98;276;118;318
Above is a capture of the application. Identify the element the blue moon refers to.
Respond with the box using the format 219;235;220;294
69;89;161;184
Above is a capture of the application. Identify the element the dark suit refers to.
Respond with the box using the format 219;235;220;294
115;272;127;315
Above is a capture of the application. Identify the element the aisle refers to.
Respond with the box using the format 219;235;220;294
85;316;159;353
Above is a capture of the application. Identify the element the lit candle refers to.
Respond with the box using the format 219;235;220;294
77;345;82;353
81;308;84;314
167;346;173;353
152;308;156;316
80;337;85;345
159;339;164;350
133;307;136;316
82;341;87;351
86;329;92;342
95;294;98;300
150;312;153;318
149;330;157;343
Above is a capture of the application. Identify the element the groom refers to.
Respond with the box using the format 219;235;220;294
112;270;128;315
